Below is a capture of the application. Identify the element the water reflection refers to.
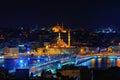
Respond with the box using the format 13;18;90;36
0;57;51;72
106;58;111;68
79;56;118;69
116;58;120;67
98;57;102;68
91;59;95;68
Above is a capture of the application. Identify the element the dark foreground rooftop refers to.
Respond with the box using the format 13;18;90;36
0;65;120;80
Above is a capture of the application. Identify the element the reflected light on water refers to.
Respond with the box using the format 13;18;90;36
109;58;116;67
37;60;40;62
98;58;102;61
0;59;4;63
91;58;95;68
2;64;5;67
107;59;111;68
116;59;120;67
98;58;102;68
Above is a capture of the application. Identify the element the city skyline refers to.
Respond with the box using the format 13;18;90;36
0;0;120;28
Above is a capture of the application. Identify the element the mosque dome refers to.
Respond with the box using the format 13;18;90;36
52;25;62;32
52;25;67;33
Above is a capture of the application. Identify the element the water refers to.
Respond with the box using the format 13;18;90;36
0;55;120;75
0;56;52;73
78;56;120;69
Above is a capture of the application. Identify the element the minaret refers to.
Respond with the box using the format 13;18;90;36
61;22;64;29
56;22;61;40
68;29;71;47
58;31;61;40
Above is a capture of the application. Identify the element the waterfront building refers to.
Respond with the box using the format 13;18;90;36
3;46;19;57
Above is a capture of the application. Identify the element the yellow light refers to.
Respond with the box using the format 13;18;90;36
117;59;120;67
91;59;95;68
108;47;112;53
52;26;61;32
80;48;84;54
62;30;67;33
45;45;49;49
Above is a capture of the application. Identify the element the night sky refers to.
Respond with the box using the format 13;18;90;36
0;0;120;28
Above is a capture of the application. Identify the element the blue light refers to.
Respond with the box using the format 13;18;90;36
108;56;116;59
26;48;30;51
24;63;27;67
106;31;109;33
26;45;30;51
2;64;5;67
75;77;79;80
93;56;97;58
117;58;120;60
102;30;105;33
113;31;116;33
109;29;112;32
117;56;120;59
18;45;24;47
109;58;114;61
28;58;30;60
38;56;40;58
20;60;23;63
37;60;40;62
58;63;61;69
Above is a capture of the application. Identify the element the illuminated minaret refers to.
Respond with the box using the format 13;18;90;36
58;31;61;40
68;29;71;47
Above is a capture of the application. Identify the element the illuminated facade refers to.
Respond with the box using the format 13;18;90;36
32;24;80;55
51;23;70;48
96;27;116;34
4;46;19;57
52;23;67;33
49;32;68;48
33;47;80;56
79;47;89;54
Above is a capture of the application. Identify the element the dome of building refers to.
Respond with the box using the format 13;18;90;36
52;26;62;32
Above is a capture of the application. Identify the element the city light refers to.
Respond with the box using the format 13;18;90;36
20;60;23;63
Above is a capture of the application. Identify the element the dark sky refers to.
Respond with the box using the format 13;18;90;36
0;0;120;28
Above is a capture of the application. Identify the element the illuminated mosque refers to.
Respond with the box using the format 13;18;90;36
49;23;71;48
33;23;80;55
